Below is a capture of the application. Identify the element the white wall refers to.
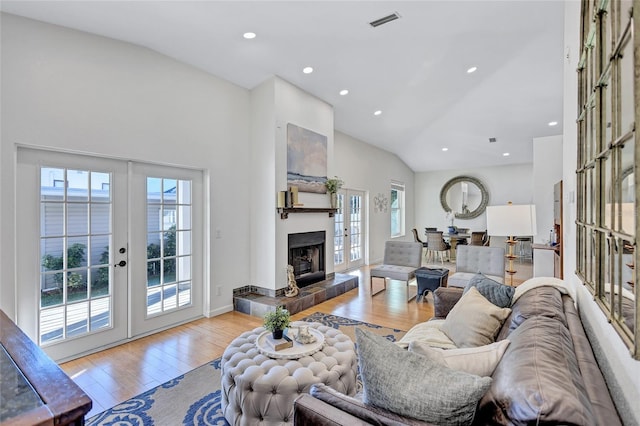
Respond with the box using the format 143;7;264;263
334;131;415;264
562;2;640;424
532;135;563;243
250;76;336;291
0;13;252;320
415;164;534;238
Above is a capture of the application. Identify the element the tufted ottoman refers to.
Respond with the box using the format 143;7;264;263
220;321;357;425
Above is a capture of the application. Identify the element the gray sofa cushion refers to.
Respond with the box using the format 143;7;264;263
355;328;491;426
463;273;515;308
495;285;567;341
478;315;596;426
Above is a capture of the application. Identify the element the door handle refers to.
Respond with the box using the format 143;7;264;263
114;260;127;267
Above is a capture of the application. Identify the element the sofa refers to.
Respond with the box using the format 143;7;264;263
293;278;622;425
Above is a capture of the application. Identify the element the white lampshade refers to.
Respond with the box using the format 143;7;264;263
486;204;537;236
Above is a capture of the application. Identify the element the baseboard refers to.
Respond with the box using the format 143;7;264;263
206;304;234;318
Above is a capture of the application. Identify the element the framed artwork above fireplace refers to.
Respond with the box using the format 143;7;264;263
286;123;327;193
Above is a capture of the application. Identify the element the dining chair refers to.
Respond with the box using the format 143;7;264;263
411;228;429;262
425;231;451;264
470;231;485;246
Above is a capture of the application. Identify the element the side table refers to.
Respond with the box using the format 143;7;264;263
415;267;449;302
220;321;357;425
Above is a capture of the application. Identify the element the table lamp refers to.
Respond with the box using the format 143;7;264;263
486;203;537;286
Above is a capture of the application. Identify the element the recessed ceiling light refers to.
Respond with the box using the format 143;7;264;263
303;66;314;74
243;32;256;39
467;66;477;74
503;152;510;157
373;110;382;116
442;147;448;152
548;121;558;126
339;89;349;96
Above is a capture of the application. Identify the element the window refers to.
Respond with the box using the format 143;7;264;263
576;0;638;359
390;182;405;238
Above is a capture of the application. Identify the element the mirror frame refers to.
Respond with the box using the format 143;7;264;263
439;175;489;219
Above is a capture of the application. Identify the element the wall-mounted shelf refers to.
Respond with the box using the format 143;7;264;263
277;207;337;219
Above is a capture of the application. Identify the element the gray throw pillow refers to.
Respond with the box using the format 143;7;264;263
464;273;515;308
355;328;492;426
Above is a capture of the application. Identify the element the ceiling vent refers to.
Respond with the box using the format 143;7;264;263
489;137;497;143
369;12;401;28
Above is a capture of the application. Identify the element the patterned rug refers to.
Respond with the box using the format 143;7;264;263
86;313;405;426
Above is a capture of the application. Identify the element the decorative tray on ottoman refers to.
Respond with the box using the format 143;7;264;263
255;328;325;359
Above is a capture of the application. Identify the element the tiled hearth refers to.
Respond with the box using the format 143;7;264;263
233;274;358;318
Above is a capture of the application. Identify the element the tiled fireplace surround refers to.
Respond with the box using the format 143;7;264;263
233;273;358;318
233;230;358;317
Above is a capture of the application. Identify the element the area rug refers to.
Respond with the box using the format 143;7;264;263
86;313;406;426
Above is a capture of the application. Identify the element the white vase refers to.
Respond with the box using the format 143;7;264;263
330;192;337;209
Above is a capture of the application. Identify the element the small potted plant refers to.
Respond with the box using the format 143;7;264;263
325;176;344;208
263;306;291;339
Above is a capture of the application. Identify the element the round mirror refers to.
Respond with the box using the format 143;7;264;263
439;176;489;219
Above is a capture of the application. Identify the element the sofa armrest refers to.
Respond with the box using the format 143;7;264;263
296;384;431;426
294;394;371;426
433;287;464;318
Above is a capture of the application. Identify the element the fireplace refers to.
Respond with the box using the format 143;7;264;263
288;231;326;287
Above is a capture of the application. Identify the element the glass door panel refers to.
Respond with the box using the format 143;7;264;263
17;148;128;362
334;189;365;272
130;163;203;337
145;177;192;316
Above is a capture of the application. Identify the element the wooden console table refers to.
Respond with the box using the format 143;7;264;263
0;310;92;425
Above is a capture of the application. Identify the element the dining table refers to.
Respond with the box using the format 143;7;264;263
444;233;470;261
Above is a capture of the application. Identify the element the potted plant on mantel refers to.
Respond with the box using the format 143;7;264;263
263;306;291;339
325;176;344;209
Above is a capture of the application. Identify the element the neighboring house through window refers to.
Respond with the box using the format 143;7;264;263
390;182;405;238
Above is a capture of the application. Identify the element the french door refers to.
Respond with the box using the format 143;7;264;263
334;189;365;272
16;148;202;361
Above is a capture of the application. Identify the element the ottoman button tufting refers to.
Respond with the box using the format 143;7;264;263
220;322;357;426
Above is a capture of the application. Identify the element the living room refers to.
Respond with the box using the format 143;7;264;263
0;1;638;425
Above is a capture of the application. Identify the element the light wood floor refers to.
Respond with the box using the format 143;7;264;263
61;261;532;418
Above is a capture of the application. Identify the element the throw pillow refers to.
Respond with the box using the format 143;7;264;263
395;319;457;350
355;328;492;426
408;339;510;377
441;287;512;347
464;273;515;308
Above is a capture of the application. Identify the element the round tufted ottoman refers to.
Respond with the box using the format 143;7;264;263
220;321;357;425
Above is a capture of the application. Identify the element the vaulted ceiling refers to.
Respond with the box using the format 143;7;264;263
0;1;565;171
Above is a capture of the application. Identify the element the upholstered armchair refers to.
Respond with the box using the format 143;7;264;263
448;245;505;288
369;241;422;300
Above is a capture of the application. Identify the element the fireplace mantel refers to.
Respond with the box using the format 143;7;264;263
277;207;337;219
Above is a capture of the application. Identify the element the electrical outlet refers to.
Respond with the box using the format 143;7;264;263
215;228;222;239
216;286;222;296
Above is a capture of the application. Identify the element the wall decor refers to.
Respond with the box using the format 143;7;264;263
374;193;388;213
287;123;327;193
439;175;489;220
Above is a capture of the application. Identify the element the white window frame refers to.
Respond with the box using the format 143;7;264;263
390;182;405;238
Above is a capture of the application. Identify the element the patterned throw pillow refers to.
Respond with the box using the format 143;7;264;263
355;328;492;426
464;273;515;308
